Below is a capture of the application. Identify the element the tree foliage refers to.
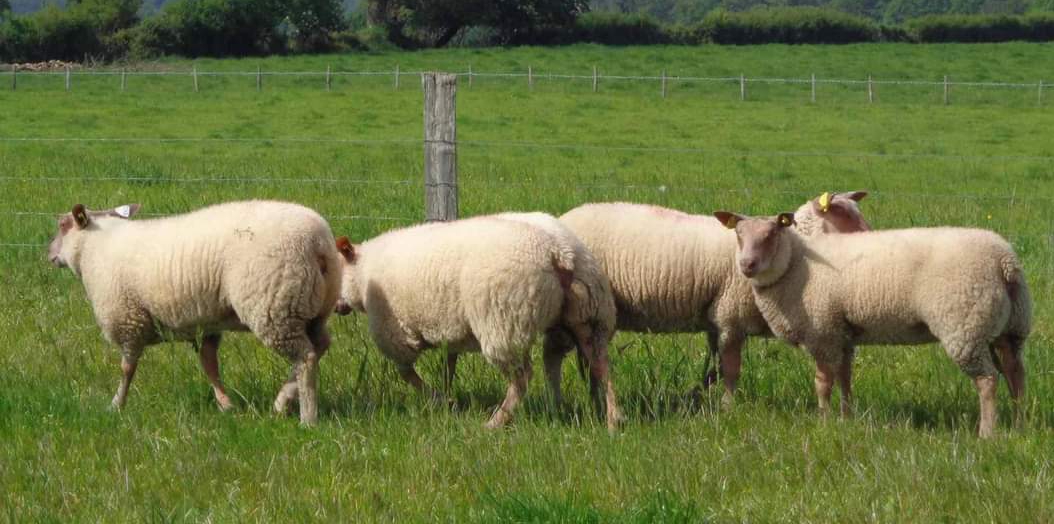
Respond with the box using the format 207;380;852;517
366;0;587;47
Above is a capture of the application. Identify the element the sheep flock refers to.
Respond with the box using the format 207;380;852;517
48;193;1031;438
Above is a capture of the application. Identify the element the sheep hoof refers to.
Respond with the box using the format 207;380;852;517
217;397;234;412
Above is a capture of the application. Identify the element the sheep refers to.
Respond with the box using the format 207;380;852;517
557;192;870;405
461;212;622;425
713;210;1031;438
333;216;621;430
47;200;342;426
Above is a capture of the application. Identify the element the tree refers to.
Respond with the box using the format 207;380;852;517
284;0;346;51
366;0;586;47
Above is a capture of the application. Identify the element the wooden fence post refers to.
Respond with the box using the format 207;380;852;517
740;74;746;101
943;75;949;105
592;66;598;93
661;69;667;99
423;73;458;222
326;65;332;91
65;66;71;92
528;66;533;91
256;65;262;92
811;73;816;103
193;65;199;93
867;75;873;103
394;64;400;90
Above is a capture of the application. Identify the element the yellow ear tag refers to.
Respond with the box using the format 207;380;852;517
818;192;831;213
779;215;792;227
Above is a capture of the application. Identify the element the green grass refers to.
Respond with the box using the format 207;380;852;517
1;43;1053;521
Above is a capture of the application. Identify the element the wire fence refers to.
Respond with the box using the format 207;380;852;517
4;67;1048;105
2;69;1052;252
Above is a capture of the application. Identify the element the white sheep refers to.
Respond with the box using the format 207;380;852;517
558;192;870;404
333;216;620;430
493;212;621;425
713;211;1030;438
47;200;342;426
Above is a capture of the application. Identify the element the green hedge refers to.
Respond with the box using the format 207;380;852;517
573;11;670;45
910;13;1054;42
698;7;878;45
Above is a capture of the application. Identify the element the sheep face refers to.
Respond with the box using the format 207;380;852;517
714;211;795;280
806;191;871;233
334;236;364;316
48;204;140;269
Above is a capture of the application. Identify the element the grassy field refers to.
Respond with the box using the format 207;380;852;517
1;43;1053;521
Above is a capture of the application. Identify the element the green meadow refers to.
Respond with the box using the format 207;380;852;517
1;43;1052;521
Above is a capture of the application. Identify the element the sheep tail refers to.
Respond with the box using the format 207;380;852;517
550;245;575;292
1000;253;1032;354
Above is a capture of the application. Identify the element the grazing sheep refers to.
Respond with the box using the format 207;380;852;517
47;201;341;426
713;211;1030;438
492;212;622;425
558;192;870;404
333;216;621;430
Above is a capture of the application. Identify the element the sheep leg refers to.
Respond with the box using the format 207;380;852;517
717;331;745;408
836;348;855;418
586;338;623;432
395;362;444;402
542;328;575;410
994;342;1026;428
973;374;999;438
296;350;322;426
702;331;720;389
273;366;299;415
111;346;143;410
814;360;837;417
196;334;233;411
485;356;531;429
444;351;459;394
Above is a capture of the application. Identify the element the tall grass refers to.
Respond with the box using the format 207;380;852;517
1;44;1052;521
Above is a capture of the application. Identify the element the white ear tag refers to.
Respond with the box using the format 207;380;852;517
115;205;132;218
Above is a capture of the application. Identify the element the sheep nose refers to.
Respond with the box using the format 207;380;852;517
740;259;758;277
334;301;352;316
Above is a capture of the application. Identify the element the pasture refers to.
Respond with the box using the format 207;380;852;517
1;43;1052;521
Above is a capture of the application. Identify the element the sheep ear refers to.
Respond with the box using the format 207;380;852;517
72;204;90;229
845;191;868;202
335;236;356;263
111;204;141;219
777;213;796;228
713;211;742;229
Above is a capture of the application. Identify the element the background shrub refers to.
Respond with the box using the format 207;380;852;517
700;7;878;45
574;11;670;45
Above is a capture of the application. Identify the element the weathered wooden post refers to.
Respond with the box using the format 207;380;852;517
740;74;746;101
661;69;667;99
868;75;874;104
394;64;400;90
811;73;816;103
592;66;598;93
943;75;949;105
326;65;332;91
65;66;71;92
423;73;457;222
